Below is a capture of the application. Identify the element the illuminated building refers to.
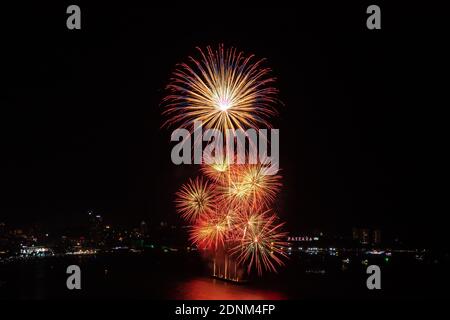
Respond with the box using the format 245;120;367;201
373;229;381;244
88;211;104;245
20;246;54;257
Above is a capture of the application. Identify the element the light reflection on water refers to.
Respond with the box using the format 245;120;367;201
170;277;286;300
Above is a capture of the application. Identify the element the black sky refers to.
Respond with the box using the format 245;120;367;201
1;3;446;246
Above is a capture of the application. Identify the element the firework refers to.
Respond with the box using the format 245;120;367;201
163;45;288;277
200;156;230;183
222;208;240;230
175;177;216;222
239;164;282;207
219;163;282;209
236;208;270;236
231;212;288;275
162;45;278;132
189;215;228;250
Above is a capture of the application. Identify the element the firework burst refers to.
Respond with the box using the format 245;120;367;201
162;45;278;132
219;163;282;209
189;215;228;250
175;177;216;222
231;212;288;275
200;156;230;183
239;164;282;207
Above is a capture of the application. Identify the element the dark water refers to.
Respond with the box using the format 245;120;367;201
1;251;449;299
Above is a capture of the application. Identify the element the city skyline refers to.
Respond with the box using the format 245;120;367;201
0;209;406;250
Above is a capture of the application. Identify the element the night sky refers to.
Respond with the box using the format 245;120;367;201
1;4;446;246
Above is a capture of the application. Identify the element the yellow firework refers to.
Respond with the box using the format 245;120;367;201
239;164;282;207
175;177;216;222
200;156;230;183
162;45;279;132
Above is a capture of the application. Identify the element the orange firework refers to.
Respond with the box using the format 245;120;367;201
189;215;228;250
231;212;288;275
220;163;282;209
175;177;216;222
162;45;278;131
237;208;270;235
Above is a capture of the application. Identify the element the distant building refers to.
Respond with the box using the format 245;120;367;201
373;229;381;244
88;212;104;244
20;246;54;257
140;221;148;236
352;228;370;245
0;222;5;237
353;228;381;245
